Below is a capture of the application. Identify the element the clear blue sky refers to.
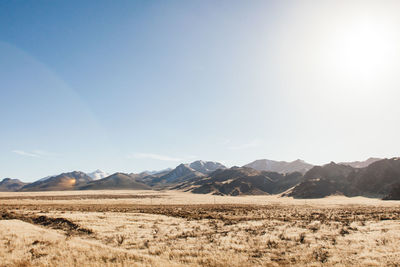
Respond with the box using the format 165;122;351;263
1;0;400;181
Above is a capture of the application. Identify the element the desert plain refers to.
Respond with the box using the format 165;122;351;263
1;190;400;267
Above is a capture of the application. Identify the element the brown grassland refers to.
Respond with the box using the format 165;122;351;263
1;190;400;266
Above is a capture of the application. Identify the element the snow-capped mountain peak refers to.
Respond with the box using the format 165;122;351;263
87;169;109;180
189;160;226;174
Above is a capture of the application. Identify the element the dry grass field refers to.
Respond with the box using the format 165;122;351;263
1;191;400;266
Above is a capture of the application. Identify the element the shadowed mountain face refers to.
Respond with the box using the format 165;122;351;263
349;158;400;197
303;162;355;181
384;183;400;200
244;159;313;174
288;162;356;198
78;173;150;190
20;171;92;192
0;178;26;192
176;167;303;196
289;158;400;199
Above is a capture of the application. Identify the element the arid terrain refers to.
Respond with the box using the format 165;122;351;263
1;190;400;266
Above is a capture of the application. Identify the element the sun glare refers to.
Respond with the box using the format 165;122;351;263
327;17;395;81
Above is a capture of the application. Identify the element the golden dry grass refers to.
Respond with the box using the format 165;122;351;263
1;190;400;266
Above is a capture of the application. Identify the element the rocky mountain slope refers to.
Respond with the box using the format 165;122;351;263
136;160;226;188
383;183;400;200
349;158;400;197
140;164;204;187
20;171;92;191
289;158;400;199
288;162;355;198
78;173;150;190
0;178;27;192
175;167;303;196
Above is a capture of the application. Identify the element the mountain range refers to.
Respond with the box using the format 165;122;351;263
288;158;400;199
174;167;303;196
2;157;399;200
19;171;93;192
137;161;225;188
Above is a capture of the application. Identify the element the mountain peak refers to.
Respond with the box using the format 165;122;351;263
87;169;109;180
20;171;92;192
78;172;150;190
189;160;226;174
144;163;205;185
0;178;26;192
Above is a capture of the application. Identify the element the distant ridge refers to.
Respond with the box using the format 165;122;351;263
140;168;172;176
78;173;150;190
339;157;381;168
244;159;313;174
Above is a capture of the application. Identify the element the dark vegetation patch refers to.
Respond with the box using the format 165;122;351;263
0;194;163;201
0;211;93;235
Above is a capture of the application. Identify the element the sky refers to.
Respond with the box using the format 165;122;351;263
1;0;400;182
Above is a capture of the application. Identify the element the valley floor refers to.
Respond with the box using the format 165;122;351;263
1;191;400;266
